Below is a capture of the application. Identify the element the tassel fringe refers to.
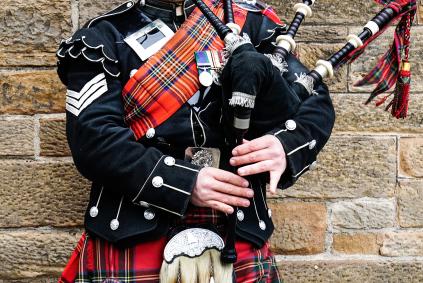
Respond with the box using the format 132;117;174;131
229;92;256;108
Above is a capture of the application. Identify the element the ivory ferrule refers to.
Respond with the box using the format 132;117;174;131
347;34;363;48
315;60;334;79
364;20;379;35
226;23;241;35
294;3;313;17
276;35;296;53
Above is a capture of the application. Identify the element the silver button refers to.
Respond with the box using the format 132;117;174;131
259;220;266;230
152;176;163;188
130;69;137;78
285;120;297;131
89;206;99;218
139;201;150;208
126;2;133;7
110;219;119;230
309;161;318;171
309;140;317;150
237;210;244;221
146;128;155;139
164;156;175;166
144;209;155;220
268;208;272;218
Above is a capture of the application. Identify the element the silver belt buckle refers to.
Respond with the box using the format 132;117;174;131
185;147;221;168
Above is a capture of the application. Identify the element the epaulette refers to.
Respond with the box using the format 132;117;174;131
84;0;136;28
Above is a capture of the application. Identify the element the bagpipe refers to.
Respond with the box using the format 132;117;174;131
161;0;417;281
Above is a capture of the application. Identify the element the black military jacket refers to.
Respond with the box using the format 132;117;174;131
57;0;335;247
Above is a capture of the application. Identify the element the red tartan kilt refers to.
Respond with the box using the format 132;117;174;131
59;206;281;283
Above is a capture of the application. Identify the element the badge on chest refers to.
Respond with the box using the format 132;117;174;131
124;19;174;61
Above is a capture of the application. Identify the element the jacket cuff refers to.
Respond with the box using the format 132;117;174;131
131;156;200;216
268;119;319;189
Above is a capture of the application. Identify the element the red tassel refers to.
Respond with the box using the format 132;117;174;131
386;61;411;119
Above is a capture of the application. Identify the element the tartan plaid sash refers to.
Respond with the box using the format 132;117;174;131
122;0;248;140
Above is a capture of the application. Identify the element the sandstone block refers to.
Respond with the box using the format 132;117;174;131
0;0;71;66
40;116;70;157
332;93;423;133
399;137;423;178
0;160;90;228
350;26;423;93
0;118;34;156
0;230;81;278
298;43;347;93
278;259;423;283
332;232;382;255
270;0;381;25
398;180;423;228
0;70;65;115
0;278;56;283
380;232;423;257
269;201;326;255
278;135;397;199
79;0;124;25
297;26;347;43
331;198;396;230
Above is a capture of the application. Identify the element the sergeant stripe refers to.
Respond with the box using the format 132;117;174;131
66;73;108;116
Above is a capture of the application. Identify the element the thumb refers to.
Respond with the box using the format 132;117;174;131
268;170;280;194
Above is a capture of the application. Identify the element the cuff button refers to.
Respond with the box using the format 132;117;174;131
144;209;155;220
309;139;317;150
259;220;266;230
237;210;245;221
164;156;175;166
89;206;99;218
110;219;120;230
309;161;318;170
152;176;164;188
146;128;155;139
285;119;297;131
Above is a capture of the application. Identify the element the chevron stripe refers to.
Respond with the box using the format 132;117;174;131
66;73;108;116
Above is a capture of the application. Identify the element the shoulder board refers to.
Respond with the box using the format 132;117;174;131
233;0;269;13
85;0;136;28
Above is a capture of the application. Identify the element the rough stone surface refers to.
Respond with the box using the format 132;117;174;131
0;70;66;114
271;0;381;25
331;198;396;230
0;230;81;278
297;26;347;43
332;93;423;133
0;118;34;156
350;26;423;93
332;233;382;255
278;136;397;199
269;201;326;255
298;43;347;93
0;278;57;283
398;180;423;228
0;0;72;66
79;0;124;26
40;117;70;157
381;232;423;257
0;160;89;228
399;137;423;178
278;259;423;283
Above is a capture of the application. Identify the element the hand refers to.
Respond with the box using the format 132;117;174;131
191;167;254;214
230;135;287;194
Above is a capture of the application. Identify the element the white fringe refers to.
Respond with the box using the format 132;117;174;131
294;72;319;96
229;92;256;108
223;33;252;58
264;53;288;74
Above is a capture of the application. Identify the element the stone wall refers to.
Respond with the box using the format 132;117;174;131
0;0;422;282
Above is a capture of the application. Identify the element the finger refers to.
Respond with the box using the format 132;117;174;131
211;180;254;198
232;136;271;156
230;148;273;166
208;191;251;208
238;160;274;176
213;169;249;187
207;200;234;214
268;170;281;194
